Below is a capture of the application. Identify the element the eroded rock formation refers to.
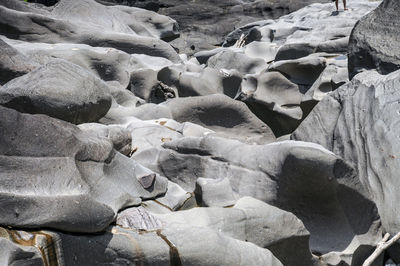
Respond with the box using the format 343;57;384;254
2;0;398;265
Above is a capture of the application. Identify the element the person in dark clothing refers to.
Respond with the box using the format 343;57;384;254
335;0;348;11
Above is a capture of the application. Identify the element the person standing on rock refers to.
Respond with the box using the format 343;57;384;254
335;0;348;11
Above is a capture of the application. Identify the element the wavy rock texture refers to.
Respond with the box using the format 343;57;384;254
293;70;400;239
0;59;113;124
0;0;395;265
100;0;331;54
133;136;382;264
0;0;180;61
0;106;168;232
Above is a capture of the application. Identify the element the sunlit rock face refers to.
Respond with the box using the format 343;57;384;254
1;0;395;265
293;69;400;238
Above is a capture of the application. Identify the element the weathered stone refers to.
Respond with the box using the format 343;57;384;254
348;0;400;78
0;106;167;232
162;94;276;144
0;38;38;85
0;225;284;265
133;136;382;264
0;60;112;124
293;69;400;237
0;0;180;62
236;71;303;136
195;177;236;207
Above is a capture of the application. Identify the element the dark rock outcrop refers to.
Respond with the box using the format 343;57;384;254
348;0;400;79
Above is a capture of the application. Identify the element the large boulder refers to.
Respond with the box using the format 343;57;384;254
133;136;382;264
51;0;179;42
236;71;303;136
0;60;112;124
157;66;243;98
1;39;174;90
162;94;276;144
0;0;180;62
292;69;400;237
348;0;400;79
0;38;38;85
154;197;314;266
0;106;168;232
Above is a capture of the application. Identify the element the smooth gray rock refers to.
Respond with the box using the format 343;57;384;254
162;94;276;144
194;47;228;65
130;68;178;103
275;42;317;61
0;106;167;232
52;0;179;42
268;53;327;87
266;1;380;54
2;39;174;90
101;102;173;124
96;0;159;11
348;0;400;78
155;197;313;266
97;117;214;156
208;50;267;74
121;118;215;157
244;41;278;63
78;123;132;156
0;225;283;266
126;0;330;54
0;38;38;85
195;177;237;207
116;206;164;230
133;136;382;263
127;118;183;154
299;54;348;117
159;66;243;98
0;60;112;124
292;69;400;237
0;0;51;13
236;71;303;136
0;0;390;264
303;64;348;102
0;1;180;62
142;181;195;213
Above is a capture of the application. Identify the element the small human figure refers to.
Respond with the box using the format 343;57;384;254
335;0;348;11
